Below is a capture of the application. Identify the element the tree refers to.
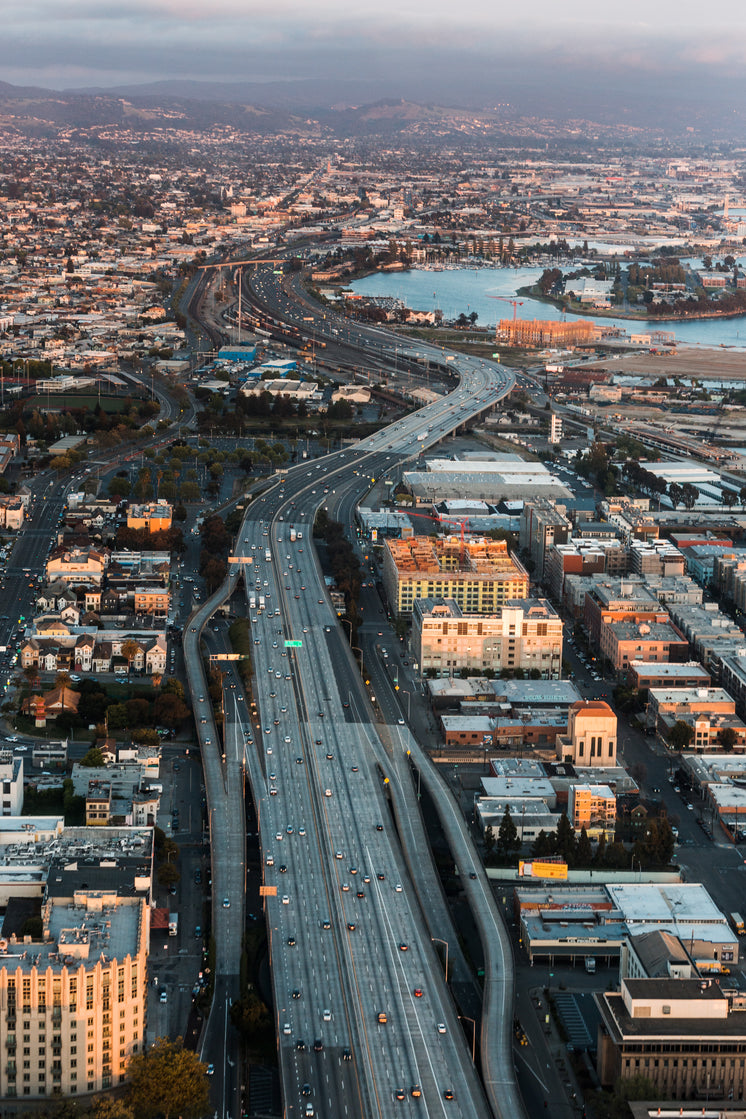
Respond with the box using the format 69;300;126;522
79;746;105;767
680;482;699;510
668;720;695;750
497;805;520;859
121;639;141;677
554;812;577;865
126;1037;209;1119
92;1097;135;1119
157;863;180;888
153;692;190;728
575;826;593;867
719;726;738;752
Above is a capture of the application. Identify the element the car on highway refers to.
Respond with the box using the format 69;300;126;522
437;1022;447;1034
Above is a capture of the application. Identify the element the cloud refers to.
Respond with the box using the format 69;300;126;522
1;0;745;93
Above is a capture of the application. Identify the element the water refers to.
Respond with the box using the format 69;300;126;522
350;266;746;350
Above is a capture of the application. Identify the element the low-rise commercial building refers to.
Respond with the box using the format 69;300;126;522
596;978;746;1099
627;661;711;691
126;501;172;535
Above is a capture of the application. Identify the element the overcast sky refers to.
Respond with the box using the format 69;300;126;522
2;0;746;93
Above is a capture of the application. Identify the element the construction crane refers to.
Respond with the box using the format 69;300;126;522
198;258;283;344
401;509;469;562
487;295;524;319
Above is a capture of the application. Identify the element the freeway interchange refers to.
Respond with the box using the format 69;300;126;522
184;263;528;1119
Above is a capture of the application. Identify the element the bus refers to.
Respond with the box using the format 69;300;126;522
731;912;745;935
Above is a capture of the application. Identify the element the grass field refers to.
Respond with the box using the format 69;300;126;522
29;393;140;412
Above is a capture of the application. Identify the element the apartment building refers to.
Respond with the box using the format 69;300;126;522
545;539;628;605
647;687;746;750
0;752;24;816
629;539;686;577
584;579;668;649
383;535;528;616
412;597;563;678
125;500;172;535
132;587;170;616
0;497;24;531
519;499;571;580
568;783;616;838
596;978;746;1099
45;548;108;587
556;700;617;766
600;620;688;675
0;890;148;1100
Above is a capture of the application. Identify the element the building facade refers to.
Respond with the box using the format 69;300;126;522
556;700;617;766
0;891;148;1100
412;597;563;678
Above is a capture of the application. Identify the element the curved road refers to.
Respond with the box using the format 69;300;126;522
185;262;529;1119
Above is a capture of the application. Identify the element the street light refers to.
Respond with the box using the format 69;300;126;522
432;936;449;983
458;1015;476;1063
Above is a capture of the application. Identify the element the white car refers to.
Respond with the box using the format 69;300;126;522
282;895;290;905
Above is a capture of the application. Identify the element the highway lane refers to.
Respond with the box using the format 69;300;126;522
187;260;524;1119
241;513;486;1117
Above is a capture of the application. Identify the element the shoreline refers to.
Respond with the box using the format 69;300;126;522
515;284;746;326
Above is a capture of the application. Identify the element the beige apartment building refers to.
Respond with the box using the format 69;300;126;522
412;597;563;678
383;535;528;616
0;890;148;1100
568;783;616;838
556;700;617;766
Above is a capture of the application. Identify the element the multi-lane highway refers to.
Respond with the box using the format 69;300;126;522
186;262;528;1119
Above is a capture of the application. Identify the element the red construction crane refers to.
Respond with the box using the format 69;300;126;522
487;295;524;320
401;509;469;561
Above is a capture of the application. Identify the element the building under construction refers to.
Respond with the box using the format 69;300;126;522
382;534;529;616
497;318;598;347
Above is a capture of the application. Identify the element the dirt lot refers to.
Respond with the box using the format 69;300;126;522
590;346;746;381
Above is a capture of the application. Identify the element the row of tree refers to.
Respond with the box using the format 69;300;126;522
487;808;675;870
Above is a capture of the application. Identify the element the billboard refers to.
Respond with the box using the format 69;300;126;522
518;860;568;880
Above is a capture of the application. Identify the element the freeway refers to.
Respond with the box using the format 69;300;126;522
186;262;528;1119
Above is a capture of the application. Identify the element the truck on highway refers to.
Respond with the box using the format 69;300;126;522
289;526;297;542
249;592;257;610
168;912;178;937
264;548;272;562
258;594;265;611
416;430;428;441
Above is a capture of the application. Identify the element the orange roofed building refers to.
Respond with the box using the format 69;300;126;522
556;700;617;766
383;534;529;616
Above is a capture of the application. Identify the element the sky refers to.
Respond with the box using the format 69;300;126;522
1;0;746;96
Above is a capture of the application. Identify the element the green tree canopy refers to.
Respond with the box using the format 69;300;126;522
126;1037;209;1119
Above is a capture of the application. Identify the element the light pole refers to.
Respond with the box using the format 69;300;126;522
402;688;411;720
459;1015;476;1063
432;936;449;983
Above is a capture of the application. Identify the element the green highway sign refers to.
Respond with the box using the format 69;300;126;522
285;640;303;648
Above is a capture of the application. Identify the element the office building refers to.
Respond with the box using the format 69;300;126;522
596;978;746;1099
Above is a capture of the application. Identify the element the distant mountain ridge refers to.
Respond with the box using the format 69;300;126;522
0;76;745;143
